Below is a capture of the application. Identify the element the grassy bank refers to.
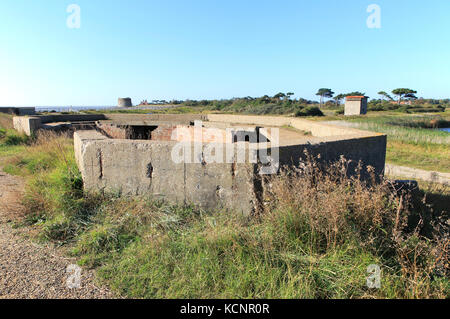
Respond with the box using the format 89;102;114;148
0;125;447;299
322;115;450;173
350;115;449;172
0;113;29;159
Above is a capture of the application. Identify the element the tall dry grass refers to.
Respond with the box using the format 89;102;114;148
264;154;448;297
0;113;13;130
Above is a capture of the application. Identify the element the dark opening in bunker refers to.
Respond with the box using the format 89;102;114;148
232;127;269;143
126;126;158;140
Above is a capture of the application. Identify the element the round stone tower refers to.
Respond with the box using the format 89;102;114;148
118;97;132;107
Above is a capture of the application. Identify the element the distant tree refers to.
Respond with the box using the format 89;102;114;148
392;88;417;104
333;94;346;106
286;92;295;100
344;91;366;97
378;91;393;101
404;93;418;101
273;92;286;102
316;88;334;108
260;95;271;103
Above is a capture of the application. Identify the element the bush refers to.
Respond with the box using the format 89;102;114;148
295;106;324;117
0;130;29;146
336;107;344;115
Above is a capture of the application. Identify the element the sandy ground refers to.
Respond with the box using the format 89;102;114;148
0;170;114;299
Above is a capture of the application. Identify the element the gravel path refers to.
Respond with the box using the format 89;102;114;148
0;170;114;299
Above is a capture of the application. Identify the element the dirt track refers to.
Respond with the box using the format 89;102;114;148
0;170;114;299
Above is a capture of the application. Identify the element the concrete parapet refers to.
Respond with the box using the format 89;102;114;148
74;130;259;214
0;107;36;116
13;116;42;135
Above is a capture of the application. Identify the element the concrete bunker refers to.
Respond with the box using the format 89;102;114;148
13;113;387;215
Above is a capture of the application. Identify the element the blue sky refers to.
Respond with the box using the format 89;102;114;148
0;0;449;106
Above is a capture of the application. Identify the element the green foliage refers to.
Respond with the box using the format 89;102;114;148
335;107;345;115
315;88;334;107
378;91;393;101
392;88;418;103
0;129;30;146
333;94;346;105
368;99;446;114
316;88;334;98
0;127;30;158
295;106;324;117
344;91;366;97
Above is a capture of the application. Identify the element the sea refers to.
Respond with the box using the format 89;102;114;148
1;105;171;113
35;106;116;112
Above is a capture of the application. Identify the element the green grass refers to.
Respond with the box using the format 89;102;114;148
320;114;450;173
0;144;27;158
386;141;449;172
0;114;30;159
347;116;449;145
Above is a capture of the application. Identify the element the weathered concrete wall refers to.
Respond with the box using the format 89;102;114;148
0;107;35;115
276;135;387;178
150;125;178;141
14;114;208;136
106;114;206;124
74;130;259;214
13;116;42;135
96;122;128;139
206;114;376;138
39;114;108;124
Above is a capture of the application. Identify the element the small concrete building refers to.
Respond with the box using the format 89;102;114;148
344;96;368;116
118;97;133;107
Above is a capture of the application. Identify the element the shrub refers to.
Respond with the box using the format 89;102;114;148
335;107;344;115
0;130;29;146
295;106;324;117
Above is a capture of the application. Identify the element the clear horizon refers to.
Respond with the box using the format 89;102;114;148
1;0;449;107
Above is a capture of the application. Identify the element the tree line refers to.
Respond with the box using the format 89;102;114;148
315;88;419;107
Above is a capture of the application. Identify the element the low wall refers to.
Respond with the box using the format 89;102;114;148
206;114;374;137
276;135;386;177
0;107;35;116
13;113;207;135
74;130;259;214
